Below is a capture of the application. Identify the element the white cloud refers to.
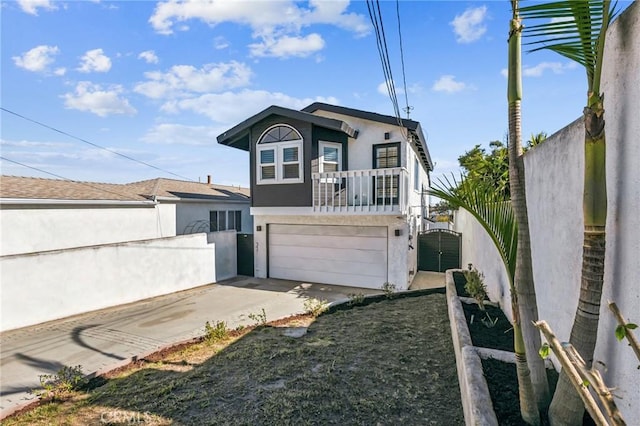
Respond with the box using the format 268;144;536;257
13;45;60;73
141;123;225;145
451;6;488;43
249;33;325;58
162;89;338;124
432;75;467;93
138;50;159;64
77;49;112;73
149;0;369;58
134;61;252;99
54;67;66;76
214;36;229;50
501;61;577;78
377;80;404;96
0;139;71;149
17;0;57;15
62;81;137;117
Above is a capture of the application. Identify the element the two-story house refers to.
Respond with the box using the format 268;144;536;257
217;103;433;290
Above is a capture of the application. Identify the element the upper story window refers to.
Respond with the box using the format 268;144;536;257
256;125;303;185
414;157;420;191
319;141;342;173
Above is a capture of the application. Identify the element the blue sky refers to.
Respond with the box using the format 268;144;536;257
1;0;631;188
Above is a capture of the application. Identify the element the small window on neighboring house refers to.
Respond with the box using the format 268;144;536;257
210;210;242;232
257;124;303;184
209;211;218;232
414;157;420;191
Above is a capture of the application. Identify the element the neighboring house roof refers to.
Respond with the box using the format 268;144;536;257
0;175;149;203
0;176;250;205
302;102;433;171
125;178;250;203
216;105;357;151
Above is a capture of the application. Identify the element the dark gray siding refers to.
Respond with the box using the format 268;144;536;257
250;115;312;207
250;117;349;208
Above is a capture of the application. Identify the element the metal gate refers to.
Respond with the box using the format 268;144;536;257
418;229;461;272
237;233;254;276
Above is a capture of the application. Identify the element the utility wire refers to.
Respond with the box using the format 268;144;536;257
0;155;153;201
367;0;401;121
366;0;410;142
396;0;413;119
1;107;194;182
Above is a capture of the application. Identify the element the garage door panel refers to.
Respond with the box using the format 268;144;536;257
269;267;386;288
270;224;386;238
270;234;387;251
268;224;388;288
270;245;386;263
269;254;387;277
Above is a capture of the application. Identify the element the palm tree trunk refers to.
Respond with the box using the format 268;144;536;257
508;4;549;416
509;102;551;412
549;104;607;426
512;295;541;425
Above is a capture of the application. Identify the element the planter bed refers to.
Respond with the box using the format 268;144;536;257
449;270;566;425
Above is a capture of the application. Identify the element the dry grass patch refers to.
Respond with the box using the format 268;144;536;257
5;290;463;425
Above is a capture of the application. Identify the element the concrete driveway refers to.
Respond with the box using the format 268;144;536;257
0;276;374;419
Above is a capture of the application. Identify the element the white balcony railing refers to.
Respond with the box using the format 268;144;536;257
312;167;409;214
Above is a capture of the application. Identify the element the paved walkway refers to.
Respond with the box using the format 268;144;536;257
0;276;376;419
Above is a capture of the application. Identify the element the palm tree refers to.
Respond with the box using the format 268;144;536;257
430;176;540;425
508;0;550;413
518;1;615;424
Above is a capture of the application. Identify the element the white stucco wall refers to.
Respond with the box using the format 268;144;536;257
0;233;216;332
455;3;639;417
207;230;237;282
175;201;252;235
253;214;410;290
0;203;176;256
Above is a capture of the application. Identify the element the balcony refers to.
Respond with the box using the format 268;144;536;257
312;167;409;214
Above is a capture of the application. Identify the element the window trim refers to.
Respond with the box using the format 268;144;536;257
372;142;401;169
256;124;304;185
210;210;242;232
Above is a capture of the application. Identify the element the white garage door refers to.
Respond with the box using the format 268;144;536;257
268;224;388;288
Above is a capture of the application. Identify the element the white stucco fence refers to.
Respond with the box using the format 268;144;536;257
454;2;639;419
0;203;176;257
0;233;218;332
207;230;237;282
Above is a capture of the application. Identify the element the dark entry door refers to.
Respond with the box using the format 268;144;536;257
236;233;254;276
418;229;461;272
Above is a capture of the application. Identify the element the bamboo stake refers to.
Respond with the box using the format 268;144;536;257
564;345;625;425
608;301;640;362
534;321;610;426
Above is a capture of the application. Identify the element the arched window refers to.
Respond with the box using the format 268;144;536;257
256;125;303;184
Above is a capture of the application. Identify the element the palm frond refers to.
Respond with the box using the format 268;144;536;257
518;0;617;86
428;175;517;287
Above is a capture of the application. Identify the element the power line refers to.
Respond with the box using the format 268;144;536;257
0;107;194;182
0;155;153;201
396;0;413;119
366;0;411;142
367;0;401;122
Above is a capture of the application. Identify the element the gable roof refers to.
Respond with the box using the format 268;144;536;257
0;175;149;203
125;178;250;203
0;176;250;204
302;102;433;171
216;105;357;151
